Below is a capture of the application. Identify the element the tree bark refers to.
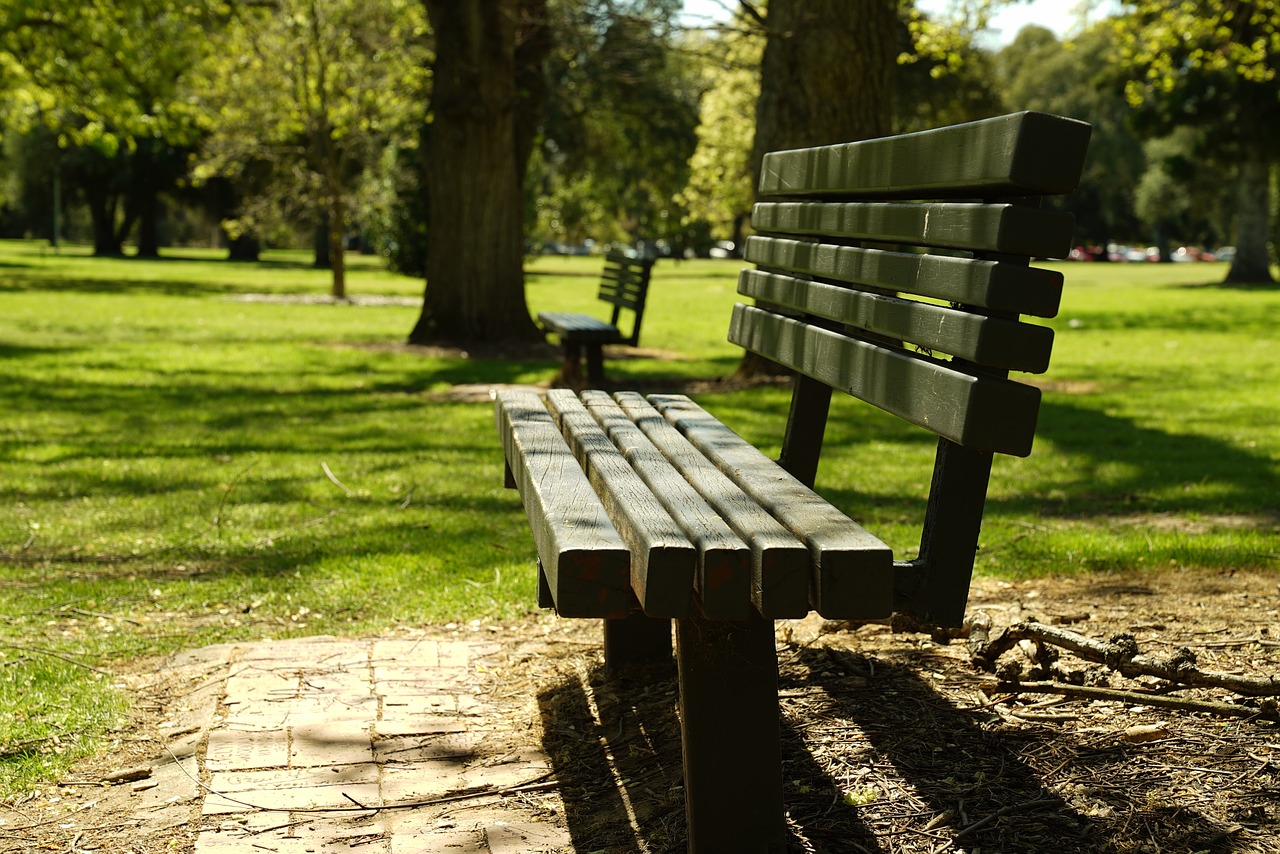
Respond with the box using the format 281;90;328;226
1226;138;1275;284
737;0;897;378
409;0;541;345
328;198;347;300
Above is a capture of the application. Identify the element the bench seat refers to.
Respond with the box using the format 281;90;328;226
497;388;893;623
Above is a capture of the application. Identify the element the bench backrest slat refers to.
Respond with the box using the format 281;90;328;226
729;303;1043;456
738;269;1055;374
743;235;1062;317
750;201;1076;259
758;110;1092;199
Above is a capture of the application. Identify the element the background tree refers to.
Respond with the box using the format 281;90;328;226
995;24;1145;249
0;0;217;256
407;0;548;345
1117;0;1280;283
195;0;429;299
736;0;897;378
676;8;764;253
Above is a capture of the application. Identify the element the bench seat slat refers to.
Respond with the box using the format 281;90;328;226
738;269;1055;374
728;304;1042;457
743;235;1063;318
751;201;1076;259
579;391;753;620
648;395;894;619
758;110;1093;199
545;390;696;618
494;391;633;617
537;312;623;342
610;392;811;619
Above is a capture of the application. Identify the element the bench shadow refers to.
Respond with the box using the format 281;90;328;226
537;659;688;852
538;639;1247;852
782;643;1248;853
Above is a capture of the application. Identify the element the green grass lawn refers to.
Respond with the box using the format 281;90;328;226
1;239;1277;795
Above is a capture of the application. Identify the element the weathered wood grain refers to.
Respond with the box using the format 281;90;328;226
649;394;895;619
728;303;1042;457
757;110;1092;199
494;390;633;617
579;390;753;620
611;391;811;619
737;268;1055;373
743;234;1063;318
545;389;695;618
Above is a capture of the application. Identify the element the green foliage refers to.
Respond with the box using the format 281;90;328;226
995;24;1146;245
192;0;431;292
675;12;763;248
534;0;702;248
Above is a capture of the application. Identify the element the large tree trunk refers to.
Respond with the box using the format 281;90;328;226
1226;140;1275;284
737;0;898;378
409;0;541;345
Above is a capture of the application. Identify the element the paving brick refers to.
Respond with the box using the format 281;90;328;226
379;761;470;805
289;720;375;768
202;765;380;816
371;638;440;668
205;728;290;771
372;731;481;765
485;820;572;853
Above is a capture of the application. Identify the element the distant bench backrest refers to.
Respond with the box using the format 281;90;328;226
598;250;655;346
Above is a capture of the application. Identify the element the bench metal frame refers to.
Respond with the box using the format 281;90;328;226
498;112;1092;852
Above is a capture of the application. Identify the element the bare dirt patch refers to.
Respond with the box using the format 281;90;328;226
4;569;1277;853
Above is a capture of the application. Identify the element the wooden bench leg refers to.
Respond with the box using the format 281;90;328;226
584;343;606;386
603;613;673;676
558;340;583;386
675;611;786;853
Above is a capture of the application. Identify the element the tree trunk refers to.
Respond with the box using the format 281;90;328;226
87;189;124;257
134;188;161;258
226;233;261;262
737;0;898;379
1226;140;1275;284
409;0;541;345
329;199;347;300
313;211;331;269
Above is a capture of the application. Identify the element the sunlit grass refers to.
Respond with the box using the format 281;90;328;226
0;239;1277;796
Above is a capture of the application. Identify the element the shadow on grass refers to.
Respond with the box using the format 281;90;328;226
815;396;1277;529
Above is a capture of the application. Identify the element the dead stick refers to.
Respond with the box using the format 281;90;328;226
955;797;1059;838
973;622;1280;697
992;681;1278;721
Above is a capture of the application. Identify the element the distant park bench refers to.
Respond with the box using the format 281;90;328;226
537;250;655;386
496;111;1092;852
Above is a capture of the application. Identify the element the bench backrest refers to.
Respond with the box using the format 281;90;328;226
738;111;1091;625
598;250;655;345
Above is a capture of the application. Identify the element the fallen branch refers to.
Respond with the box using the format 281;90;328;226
971;621;1280;697
990;680;1278;722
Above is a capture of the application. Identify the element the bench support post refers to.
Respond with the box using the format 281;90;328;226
676;612;786;853
910;437;994;626
603;613;672;675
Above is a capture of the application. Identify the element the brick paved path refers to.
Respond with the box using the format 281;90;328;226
182;636;570;852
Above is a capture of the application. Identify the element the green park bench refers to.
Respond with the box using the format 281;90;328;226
496;111;1092;852
537;249;655;386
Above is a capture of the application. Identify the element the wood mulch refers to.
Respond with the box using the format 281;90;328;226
515;568;1279;853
